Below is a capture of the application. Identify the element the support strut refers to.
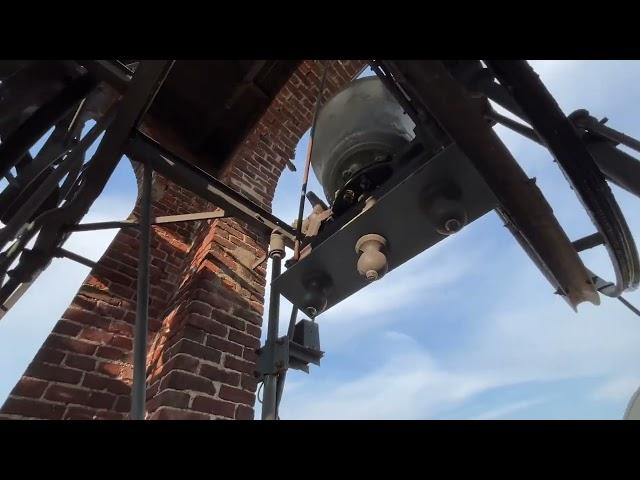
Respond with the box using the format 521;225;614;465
131;160;152;420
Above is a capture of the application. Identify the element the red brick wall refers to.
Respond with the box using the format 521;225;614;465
0;60;366;420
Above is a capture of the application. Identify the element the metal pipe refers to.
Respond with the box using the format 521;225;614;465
131;160;152;420
572;232;605;252
261;242;283;420
55;248;97;269
583;141;640;199
489;107;640;199
274;304;299;419
486;108;541;144
581;116;640;154
67;210;227;232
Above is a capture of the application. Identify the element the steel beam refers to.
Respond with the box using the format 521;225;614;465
78;60;132;93
0;73;96;180
381;60;599;308
55;248;98;269
67;209;227;232
486;60;639;296
125;131;297;246
0;61;174;315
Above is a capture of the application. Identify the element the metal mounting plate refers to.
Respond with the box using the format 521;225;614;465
273;144;498;316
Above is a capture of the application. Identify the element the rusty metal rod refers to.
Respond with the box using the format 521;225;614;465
292;61;331;260
131;160;152;420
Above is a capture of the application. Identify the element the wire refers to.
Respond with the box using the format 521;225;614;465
618;296;640;317
257;380;264;404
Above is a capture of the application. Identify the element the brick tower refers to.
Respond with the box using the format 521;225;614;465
0;60;366;420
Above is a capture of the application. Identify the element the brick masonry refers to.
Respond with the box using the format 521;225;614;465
0;60;366;420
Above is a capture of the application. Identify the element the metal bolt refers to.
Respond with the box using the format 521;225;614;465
343;190;355;203
365;270;379;282
443;218;463;234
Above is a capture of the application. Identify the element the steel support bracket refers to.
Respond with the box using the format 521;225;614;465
255;337;290;380
255;335;324;380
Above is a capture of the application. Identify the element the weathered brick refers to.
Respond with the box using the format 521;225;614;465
242;347;258;363
94;409;124;420
149;406;211;420
223;355;256;375
180;325;206;344
218;385;254;406
228;329;261;349
107;319;133;336
44;384;92;404
240;374;258;393
53;320;82;337
25;363;82;385
160;371;216;396
199;364;241;386
79;327;114;344
45;334;97;356
86;391;116;410
82;373;131;395
147;389;190;411
63;405;98;420
33;347;65;366
187;301;213;317
188;313;227;337
170;338;222;364
64;354;96;372
191;396;235;418
211;309;245;331
114;395;131;413
108;335;133;350
163;353;200;374
95;345;129;362
97;362;126;378
235;405;254;420
3;397;66;420
233;306;263;326
246;323;261;338
63;307;111;330
205;335;244;357
12;377;48;399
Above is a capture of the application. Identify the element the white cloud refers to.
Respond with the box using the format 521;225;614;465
469;397;548;420
592;376;640;403
281;343;498;420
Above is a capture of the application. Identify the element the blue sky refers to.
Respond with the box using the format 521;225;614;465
1;61;639;419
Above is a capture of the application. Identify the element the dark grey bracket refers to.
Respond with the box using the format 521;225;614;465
274;144;498;316
255;335;324;380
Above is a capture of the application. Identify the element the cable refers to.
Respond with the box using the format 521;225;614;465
257;380;264;404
